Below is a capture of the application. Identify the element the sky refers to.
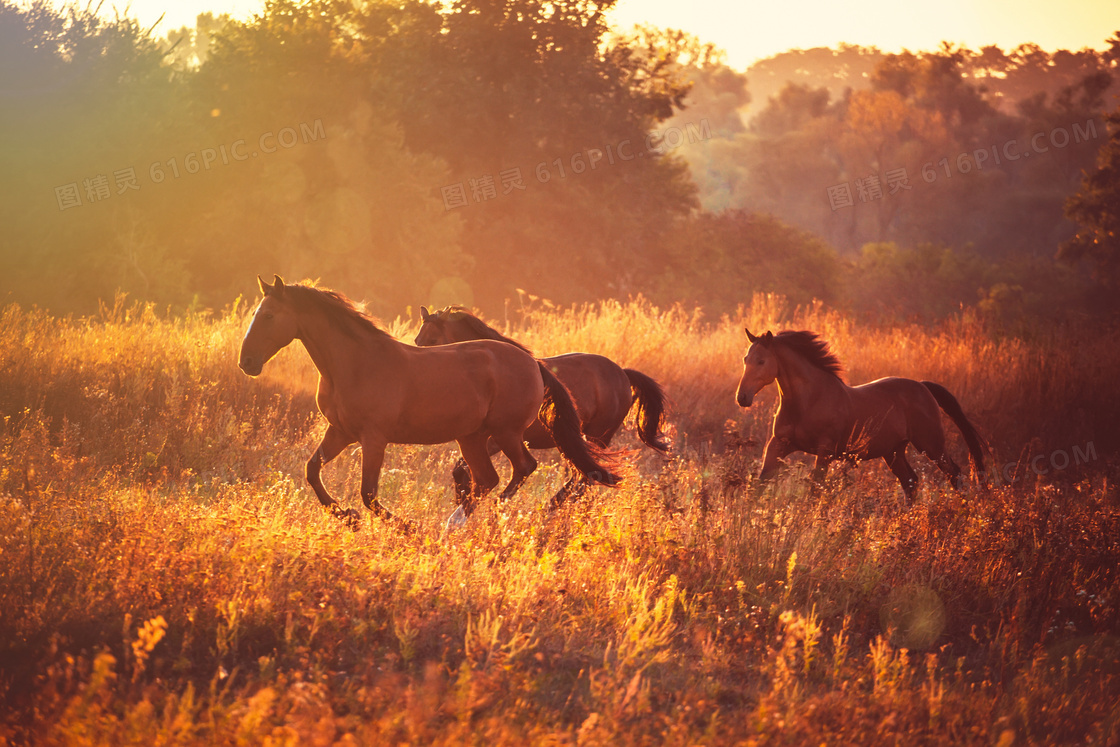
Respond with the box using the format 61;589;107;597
78;0;1120;69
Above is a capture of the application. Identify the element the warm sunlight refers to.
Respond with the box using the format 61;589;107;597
6;0;1120;742
610;0;1120;67
89;0;1120;67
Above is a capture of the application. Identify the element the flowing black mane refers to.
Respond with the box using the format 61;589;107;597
284;283;392;340
436;306;533;355
774;330;845;380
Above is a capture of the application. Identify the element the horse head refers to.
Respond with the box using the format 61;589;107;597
414;306;453;346
736;328;778;408
239;274;300;376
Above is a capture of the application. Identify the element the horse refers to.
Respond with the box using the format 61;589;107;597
238;276;620;527
415;305;669;506
735;328;985;501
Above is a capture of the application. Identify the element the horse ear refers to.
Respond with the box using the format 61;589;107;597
763;331;774;344
745;328;759;343
273;275;285;290
420;306;432;322
258;275;272;295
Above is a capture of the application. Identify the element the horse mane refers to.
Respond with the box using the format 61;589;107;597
773;330;845;381
436;306;534;355
283;283;392;340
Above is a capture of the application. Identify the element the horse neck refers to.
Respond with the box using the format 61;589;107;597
773;345;844;410
452;318;530;353
454;318;507;344
448;320;484;343
296;308;399;382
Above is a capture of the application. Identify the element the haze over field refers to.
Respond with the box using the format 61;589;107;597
6;1;1120;323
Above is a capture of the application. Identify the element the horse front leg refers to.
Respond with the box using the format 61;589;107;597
758;436;793;483
306;425;355;518
810;454;834;486
360;435;410;531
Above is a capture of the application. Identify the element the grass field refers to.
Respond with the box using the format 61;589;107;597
1;294;1118;745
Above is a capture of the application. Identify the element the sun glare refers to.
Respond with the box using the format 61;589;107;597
66;0;1120;69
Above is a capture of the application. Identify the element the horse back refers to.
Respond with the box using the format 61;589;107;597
847;376;943;454
406;338;542;398
851;376;939;414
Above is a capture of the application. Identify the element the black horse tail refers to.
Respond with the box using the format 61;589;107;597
922;381;986;473
538;362;621;486
624;368;670;453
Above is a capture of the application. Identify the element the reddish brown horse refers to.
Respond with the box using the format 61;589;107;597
415;306;669;506
735;329;985;500
238;276;619;526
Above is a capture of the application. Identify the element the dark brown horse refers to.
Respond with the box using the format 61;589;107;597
735;329;985;500
415;305;669;506
238;276;619;526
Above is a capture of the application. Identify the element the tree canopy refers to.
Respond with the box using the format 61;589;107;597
1;1;1117;320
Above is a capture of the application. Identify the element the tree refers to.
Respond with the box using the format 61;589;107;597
1060;107;1120;288
360;0;701;308
646;210;841;314
0;1;194;309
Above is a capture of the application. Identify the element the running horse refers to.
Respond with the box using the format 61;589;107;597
735;329;985;500
415;306;669;506
238;276;619;526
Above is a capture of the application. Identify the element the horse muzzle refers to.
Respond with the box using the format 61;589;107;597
736;390;754;408
239;355;263;377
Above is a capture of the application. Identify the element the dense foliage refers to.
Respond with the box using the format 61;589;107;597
2;2;1118;319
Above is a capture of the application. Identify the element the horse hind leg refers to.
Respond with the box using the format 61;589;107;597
885;449;920;503
912;431;965;489
549;474;590;511
451;458;472;505
545;426;609;508
451;437;502;504
456;433;502;516
930;452;964;489
491;430;539;502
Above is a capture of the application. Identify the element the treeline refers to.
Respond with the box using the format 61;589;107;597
1;1;1118;321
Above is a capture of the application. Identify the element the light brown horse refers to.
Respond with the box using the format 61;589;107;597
415;305;669;506
238;276;619;526
735;329;985;500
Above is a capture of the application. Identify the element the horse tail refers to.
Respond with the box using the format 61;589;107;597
922;381;986;473
538;362;621;486
624;368;670;453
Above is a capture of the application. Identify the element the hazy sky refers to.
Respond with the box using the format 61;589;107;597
86;0;1120;69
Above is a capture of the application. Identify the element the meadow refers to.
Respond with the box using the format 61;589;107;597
1;293;1118;745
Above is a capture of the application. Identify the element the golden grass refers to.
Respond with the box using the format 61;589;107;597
0;295;1117;745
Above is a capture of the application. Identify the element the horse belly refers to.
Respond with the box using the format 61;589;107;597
393;400;485;443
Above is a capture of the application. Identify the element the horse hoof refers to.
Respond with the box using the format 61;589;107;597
332;506;361;530
444;505;469;534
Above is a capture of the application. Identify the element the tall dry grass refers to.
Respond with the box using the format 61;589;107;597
0;295;1117;745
